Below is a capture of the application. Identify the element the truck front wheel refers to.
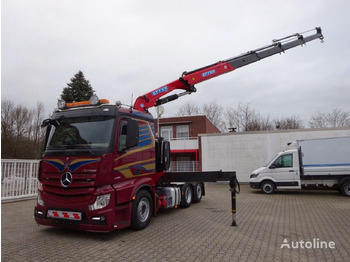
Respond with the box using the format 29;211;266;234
131;190;153;230
261;181;276;194
340;181;350;197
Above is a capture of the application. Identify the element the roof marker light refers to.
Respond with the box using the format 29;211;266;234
90;95;99;105
57;100;66;109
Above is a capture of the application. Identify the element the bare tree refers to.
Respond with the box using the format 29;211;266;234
202;101;225;131
274;115;304;129
30;102;46;157
225;103;273;132
176;102;201;116
325;109;350;127
258;114;274;131
1;100;15;137
225;107;241;132
308;111;326;128
309;109;350;128
177;100;226;131
12;105;32;141
1;100;46;159
1;100;15;157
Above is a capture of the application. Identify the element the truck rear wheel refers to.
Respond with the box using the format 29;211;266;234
131;190;153;230
340;181;350;197
180;184;192;208
261;181;275;194
192;183;203;203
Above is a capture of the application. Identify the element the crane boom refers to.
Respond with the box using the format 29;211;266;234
133;27;323;112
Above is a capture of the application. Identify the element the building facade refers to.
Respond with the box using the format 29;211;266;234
154;115;221;172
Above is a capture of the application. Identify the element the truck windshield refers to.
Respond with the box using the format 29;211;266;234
45;116;115;155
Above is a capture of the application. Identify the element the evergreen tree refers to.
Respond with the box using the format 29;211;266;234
61;71;95;102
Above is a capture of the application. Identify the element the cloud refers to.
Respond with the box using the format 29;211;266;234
2;0;350;122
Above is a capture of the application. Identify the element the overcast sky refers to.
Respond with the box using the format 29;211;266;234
2;0;350;124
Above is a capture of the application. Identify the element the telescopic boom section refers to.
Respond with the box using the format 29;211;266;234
133;27;323;112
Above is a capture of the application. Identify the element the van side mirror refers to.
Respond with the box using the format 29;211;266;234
269;164;276;169
126;119;139;148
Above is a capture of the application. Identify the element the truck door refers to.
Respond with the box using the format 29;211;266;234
270;152;301;189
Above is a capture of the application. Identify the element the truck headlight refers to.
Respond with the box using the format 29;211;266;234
89;194;111;211
250;173;259;179
37;192;45;206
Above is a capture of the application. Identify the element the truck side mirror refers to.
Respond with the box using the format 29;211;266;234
41;119;51;128
156;140;170;171
126;119;139;148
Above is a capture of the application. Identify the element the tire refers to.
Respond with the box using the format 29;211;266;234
130;190;153;230
192;183;203;203
340;181;350;197
180;184;193;208
261;181;275;194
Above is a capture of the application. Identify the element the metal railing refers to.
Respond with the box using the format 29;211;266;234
1;159;200;202
168;161;199;172
165;137;199;150
1;159;40;202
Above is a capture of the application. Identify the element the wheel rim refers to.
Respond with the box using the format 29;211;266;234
185;187;192;204
263;183;273;193
196;185;202;198
137;198;150;223
344;184;350;195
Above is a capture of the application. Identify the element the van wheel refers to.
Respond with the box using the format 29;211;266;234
261;181;275;194
131;190;153;230
180;184;192;208
340;181;350;197
192;183;203;203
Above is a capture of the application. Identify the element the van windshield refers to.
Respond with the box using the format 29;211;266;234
45;116;115;155
264;155;278;167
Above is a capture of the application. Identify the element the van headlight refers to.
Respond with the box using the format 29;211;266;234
89;194;111;211
250;173;259;179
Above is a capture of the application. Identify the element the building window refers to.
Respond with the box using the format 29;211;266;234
160;126;173;141
176;125;189;139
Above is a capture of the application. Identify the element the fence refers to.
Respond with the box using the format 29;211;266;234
1;159;40;202
168;161;199;172
1;159;199;202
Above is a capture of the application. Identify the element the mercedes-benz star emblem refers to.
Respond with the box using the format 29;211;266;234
61;172;72;187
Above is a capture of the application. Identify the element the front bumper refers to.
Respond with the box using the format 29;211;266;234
34;187;132;232
34;202;132;232
34;204;116;232
250;182;260;189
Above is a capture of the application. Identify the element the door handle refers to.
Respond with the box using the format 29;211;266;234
289;170;295;172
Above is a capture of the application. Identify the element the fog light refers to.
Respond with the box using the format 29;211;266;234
92;216;106;221
89;194;111;211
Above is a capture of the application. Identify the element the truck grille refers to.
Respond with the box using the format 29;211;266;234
42;172;96;202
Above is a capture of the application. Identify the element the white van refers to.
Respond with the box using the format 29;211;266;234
249;137;350;196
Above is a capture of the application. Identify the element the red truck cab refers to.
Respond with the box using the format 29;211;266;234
35;98;164;231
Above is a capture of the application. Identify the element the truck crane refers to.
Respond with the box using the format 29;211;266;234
34;27;323;232
134;27;323;112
